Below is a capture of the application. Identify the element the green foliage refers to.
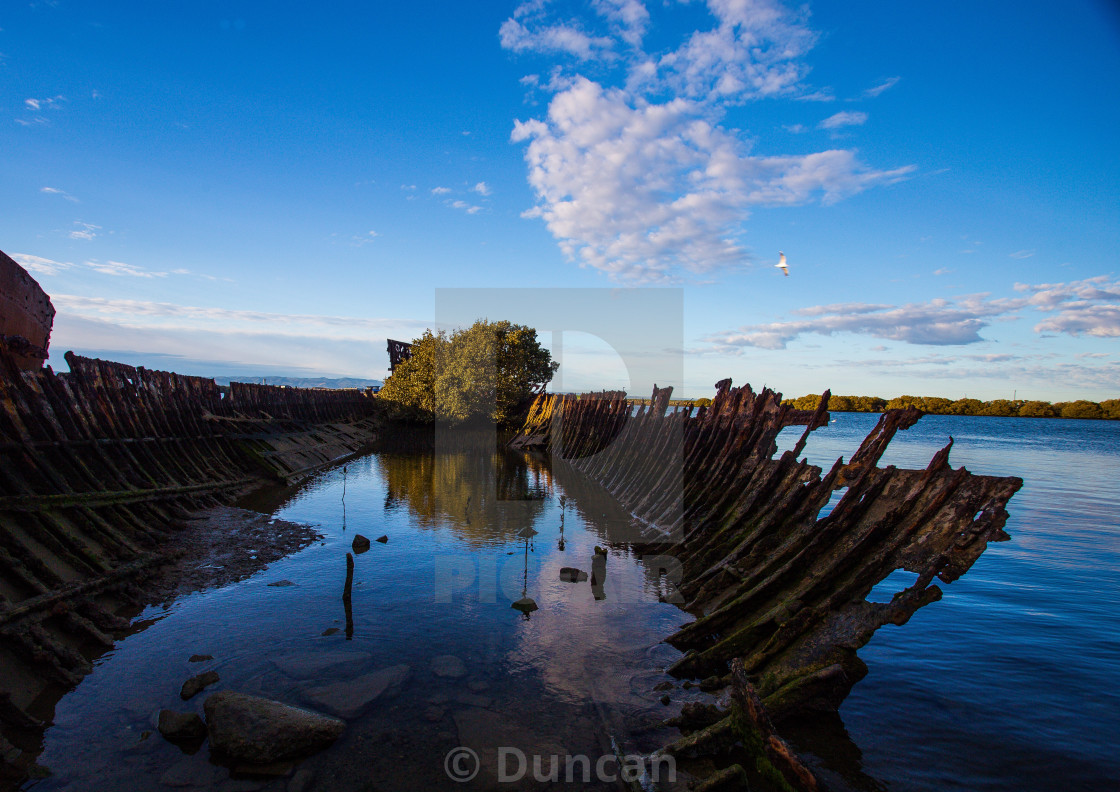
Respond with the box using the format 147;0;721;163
693;397;713;408
378;319;557;426
981;399;1021;417
1019;400;1057;418
774;392;1117;420
1056;400;1104;420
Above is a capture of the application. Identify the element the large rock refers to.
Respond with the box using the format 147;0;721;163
203;691;345;763
301;664;410;719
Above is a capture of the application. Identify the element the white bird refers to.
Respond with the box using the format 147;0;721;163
776;251;789;276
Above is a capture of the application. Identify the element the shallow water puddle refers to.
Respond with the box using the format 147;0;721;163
27;442;695;791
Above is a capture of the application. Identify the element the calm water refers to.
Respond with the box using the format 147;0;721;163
776;414;1120;791
24;416;1120;791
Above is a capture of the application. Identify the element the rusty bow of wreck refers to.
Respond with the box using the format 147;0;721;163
511;381;1022;731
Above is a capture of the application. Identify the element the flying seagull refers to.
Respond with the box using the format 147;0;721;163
776;251;789;276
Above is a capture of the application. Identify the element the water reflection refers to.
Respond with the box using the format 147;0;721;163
378;432;550;546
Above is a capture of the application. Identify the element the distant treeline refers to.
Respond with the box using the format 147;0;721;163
780;394;1120;420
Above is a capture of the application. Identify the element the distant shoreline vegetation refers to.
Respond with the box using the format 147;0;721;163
621;394;1119;419
779;394;1120;420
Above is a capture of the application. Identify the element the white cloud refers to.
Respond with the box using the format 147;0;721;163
449;200;482;215
705;296;1010;349
52;295;429;345
473;181;492;196
705;275;1120;350
10;253;74;276
503;2;913;282
1016;276;1120;338
499;13;615;60
41;186;78;202
85;259;167;278
431;186;452;194
819;111;868;130
1009;249;1035;259
68;221;101;240
862;76;900;98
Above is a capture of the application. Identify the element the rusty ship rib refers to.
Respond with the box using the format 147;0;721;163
511;383;1021;789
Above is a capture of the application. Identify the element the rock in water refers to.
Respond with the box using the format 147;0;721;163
559;567;587;582
301;665;411;719
431;655;467;678
351;535;371;553
188;654;213;663
375;535;388;543
511;597;538;615
180;670;220;700
204;691;345;763
157;709;207;740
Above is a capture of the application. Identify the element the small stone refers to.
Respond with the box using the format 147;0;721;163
427;693;451;705
559;567;588;582
431;655;467;679
180;670;220;700
321;628;340;636
204;691;345;763
659;694;671;706
157;710;207;740
653;681;675;692
189;654;214;663
352;535;371;554
682;680;694;689
593;545;608;556
699;676;724;692
375;535;388;543
423;706;445;722
267;580;294;587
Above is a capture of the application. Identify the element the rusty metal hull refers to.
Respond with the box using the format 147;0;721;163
0;350;382;781
512;380;1022;788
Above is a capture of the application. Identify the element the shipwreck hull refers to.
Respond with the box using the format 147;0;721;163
512;379;1022;788
0;350;382;783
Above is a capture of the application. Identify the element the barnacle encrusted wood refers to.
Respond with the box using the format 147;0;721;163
511;379;1022;720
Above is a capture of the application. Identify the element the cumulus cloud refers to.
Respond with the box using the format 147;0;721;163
819;110;868;129
472;181;492;196
704;275;1120;349
431;186;451;195
502;1;913;282
1016;276;1120;338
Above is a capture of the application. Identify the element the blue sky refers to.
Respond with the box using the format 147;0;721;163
3;0;1118;400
